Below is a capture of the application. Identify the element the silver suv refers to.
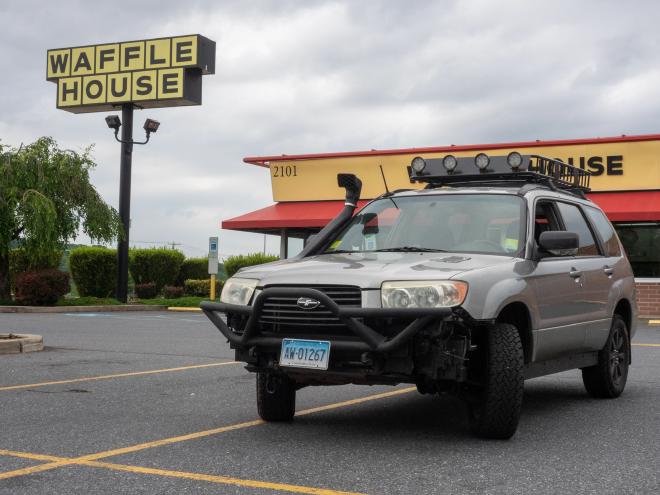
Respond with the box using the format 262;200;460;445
203;153;637;439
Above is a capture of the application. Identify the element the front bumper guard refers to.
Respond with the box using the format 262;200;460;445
201;287;453;354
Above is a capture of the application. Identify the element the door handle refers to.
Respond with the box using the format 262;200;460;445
603;266;614;276
569;269;582;279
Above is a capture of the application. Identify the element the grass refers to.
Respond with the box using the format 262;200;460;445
56;296;122;306
2;295;215;308
136;296;214;307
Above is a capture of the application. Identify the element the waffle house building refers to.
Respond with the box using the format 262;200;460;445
223;134;660;316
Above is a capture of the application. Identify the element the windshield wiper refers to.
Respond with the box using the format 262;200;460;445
373;246;447;253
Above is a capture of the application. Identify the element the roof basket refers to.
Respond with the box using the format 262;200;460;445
408;153;591;195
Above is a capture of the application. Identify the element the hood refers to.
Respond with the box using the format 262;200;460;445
235;252;516;289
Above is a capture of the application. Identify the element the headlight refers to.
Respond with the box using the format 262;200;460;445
474;153;490;170
507;151;523;169
381;281;468;308
442;155;458;172
221;278;259;306
411;156;427;173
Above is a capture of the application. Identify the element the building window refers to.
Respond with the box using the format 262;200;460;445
614;222;660;278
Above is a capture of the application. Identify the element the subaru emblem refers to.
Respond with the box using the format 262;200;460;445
297;297;321;310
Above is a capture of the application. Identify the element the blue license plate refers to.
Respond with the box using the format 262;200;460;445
280;339;331;370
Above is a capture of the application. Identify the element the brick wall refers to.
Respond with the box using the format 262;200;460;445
636;282;660;317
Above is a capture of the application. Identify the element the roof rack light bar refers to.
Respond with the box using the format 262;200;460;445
408;153;591;193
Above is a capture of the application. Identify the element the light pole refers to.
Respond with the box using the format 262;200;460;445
105;107;160;303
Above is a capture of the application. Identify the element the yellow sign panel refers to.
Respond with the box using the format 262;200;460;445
47;34;215;113
269;140;660;201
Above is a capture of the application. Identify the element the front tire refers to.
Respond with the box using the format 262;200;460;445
256;372;296;421
469;323;524;440
582;315;629;398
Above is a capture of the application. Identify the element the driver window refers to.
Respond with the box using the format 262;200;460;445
534;201;562;242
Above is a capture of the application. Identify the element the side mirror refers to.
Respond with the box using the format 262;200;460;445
361;213;379;235
538;231;579;257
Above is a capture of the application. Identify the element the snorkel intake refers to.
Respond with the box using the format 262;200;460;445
298;173;362;257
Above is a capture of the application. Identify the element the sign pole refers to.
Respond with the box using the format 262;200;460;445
116;103;134;303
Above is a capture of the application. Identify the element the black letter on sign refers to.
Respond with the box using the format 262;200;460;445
175;41;193;63
110;76;129;98
61;80;79;102
136;75;152;95
149;45;165;65
123;46;140;67
607;155;623;175
85;80;103;100
161;73;179;94
74;52;92;72
99;49;115;69
587;156;604;175
50;53;69;74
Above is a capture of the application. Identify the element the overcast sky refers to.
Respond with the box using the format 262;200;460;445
2;0;660;258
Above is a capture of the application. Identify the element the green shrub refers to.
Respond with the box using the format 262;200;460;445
69;247;117;298
135;282;158;299
224;253;279;279
129;248;185;291
184;278;223;297
15;269;70;306
175;257;225;285
9;248;63;291
163;285;184;298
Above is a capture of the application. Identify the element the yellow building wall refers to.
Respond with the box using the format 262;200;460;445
269;140;660;202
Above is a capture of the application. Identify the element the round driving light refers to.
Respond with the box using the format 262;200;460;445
475;153;490;170
507;151;523;169
411;156;427;173
442;155;458;172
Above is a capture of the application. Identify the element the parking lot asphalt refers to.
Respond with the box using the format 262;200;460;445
0;311;658;494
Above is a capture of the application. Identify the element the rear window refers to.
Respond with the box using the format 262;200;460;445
584;206;621;257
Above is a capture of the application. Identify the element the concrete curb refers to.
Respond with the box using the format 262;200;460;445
0;305;167;314
0;333;44;354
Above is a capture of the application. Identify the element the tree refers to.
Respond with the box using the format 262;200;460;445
0;137;121;301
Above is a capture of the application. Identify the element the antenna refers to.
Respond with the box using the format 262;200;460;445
379;165;390;195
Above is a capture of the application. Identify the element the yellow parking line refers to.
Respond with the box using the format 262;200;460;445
0;387;414;491
80;387;416;461
0;361;239;392
79;460;366;495
648;320;660;325
0;450;364;495
167;307;202;312
632;343;660;347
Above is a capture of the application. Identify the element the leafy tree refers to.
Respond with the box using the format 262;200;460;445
0;137;121;301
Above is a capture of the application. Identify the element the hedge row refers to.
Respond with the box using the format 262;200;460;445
129;248;185;291
9;248;62;291
69;247;117;297
224;253;279;278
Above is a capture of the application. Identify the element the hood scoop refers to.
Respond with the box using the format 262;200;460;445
434;255;471;263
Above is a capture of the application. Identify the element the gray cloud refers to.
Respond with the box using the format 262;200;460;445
2;0;660;257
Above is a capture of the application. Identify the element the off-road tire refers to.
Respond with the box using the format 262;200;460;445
256;372;296;421
469;322;524;440
582;315;629;398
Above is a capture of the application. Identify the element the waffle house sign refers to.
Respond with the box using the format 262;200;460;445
46;35;215;113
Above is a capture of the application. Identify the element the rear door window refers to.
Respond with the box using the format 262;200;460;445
555;202;600;256
584;206;621;257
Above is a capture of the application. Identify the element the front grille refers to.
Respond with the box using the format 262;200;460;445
258;285;361;336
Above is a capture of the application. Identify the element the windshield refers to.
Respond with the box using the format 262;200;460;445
324;193;525;256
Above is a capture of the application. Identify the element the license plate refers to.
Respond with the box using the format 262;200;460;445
280;339;331;370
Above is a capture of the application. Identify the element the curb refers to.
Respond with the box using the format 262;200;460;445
167;307;202;312
0;305;167;314
0;334;44;354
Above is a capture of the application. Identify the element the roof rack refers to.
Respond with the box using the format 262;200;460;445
408;153;591;197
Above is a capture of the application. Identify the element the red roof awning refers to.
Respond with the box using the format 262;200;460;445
223;191;660;232
222;201;368;231
588;191;660;222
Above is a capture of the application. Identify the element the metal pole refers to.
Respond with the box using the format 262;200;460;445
116;104;133;302
210;273;217;301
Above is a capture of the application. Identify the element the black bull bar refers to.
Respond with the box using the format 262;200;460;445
201;287;453;353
